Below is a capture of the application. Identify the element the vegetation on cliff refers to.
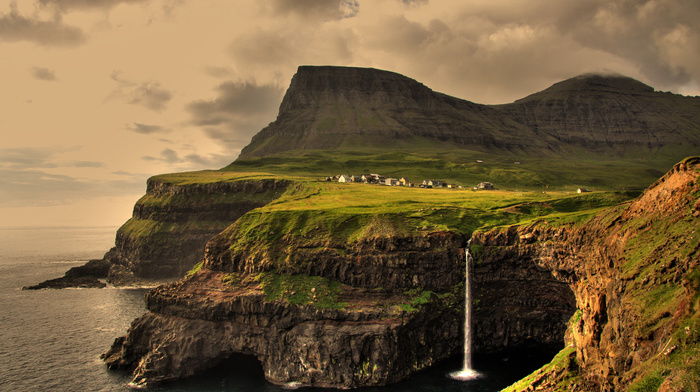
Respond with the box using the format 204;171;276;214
499;157;700;391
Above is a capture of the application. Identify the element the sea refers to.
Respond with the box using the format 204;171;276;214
0;226;556;392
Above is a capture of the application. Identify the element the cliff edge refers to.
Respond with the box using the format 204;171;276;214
487;157;700;391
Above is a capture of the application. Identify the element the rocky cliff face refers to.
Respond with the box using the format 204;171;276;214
105;176;289;281
103;221;579;388
480;157;700;391
238;66;700;159
103;233;468;388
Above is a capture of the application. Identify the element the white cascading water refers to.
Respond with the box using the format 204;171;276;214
449;242;480;381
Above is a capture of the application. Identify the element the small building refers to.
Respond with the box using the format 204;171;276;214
476;182;495;190
399;177;410;186
338;175;352;183
385;178;399;186
577;188;591;193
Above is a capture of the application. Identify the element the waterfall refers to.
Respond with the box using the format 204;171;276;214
449;242;480;380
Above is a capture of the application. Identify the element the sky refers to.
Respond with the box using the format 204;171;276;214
1;0;699;228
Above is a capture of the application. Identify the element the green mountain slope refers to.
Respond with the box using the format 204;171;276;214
231;66;700;190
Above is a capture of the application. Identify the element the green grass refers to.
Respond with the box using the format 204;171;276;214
202;176;638;273
185;261;204;278
149;170;279;185
500;345;578;392
254;272;348;310
118;218;232;239
224;149;685;191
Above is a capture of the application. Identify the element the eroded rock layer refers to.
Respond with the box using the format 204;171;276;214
103;226;577;388
105;177;289;281
477;157;700;391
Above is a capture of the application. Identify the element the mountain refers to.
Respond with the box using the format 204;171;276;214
239;66;700;160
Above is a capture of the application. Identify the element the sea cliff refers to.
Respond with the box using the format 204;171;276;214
105;173;290;283
494;157;700;391
104;157;700;390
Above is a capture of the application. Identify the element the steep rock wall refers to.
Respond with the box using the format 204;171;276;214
480;157;700;391
104;225;578;388
204;230;467;291
107;177;289;280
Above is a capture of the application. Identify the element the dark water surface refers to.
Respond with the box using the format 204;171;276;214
0;227;554;392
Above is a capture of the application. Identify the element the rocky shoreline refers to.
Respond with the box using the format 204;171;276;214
22;259;111;290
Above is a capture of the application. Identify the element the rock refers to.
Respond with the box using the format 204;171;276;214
105;177;290;282
474;157;700;391
103;268;462;389
22;259;110;290
65;258;111;279
22;275;106;290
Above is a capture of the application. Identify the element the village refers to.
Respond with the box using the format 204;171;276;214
326;174;593;194
325;173;496;190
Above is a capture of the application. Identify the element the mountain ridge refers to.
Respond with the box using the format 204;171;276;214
238;65;700;160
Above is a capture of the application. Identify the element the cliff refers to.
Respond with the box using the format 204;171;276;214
102;157;699;390
103;232;469;388
488;157;700;391
238;66;700;159
105;172;290;282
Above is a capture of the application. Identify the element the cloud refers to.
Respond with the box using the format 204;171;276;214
0;167;144;207
0;147;60;169
125;122;169;134
537;0;698;87
70;160;105;168
186;81;284;146
0;147;104;170
268;0;359;20
202;65;234;79
141;148;233;169
0;2;86;47
108;71;174;111
37;0;149;11
30;66;57;81
0;147;135;207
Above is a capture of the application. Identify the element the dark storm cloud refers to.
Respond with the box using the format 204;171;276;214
269;0;359;20
0;3;86;47
125;122;168;134
109;71;174;112
187;82;283;126
30;67;57;81
551;0;700;87
433;0;700;94
186;81;284;146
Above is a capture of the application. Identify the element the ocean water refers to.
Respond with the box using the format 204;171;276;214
0;227;556;392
